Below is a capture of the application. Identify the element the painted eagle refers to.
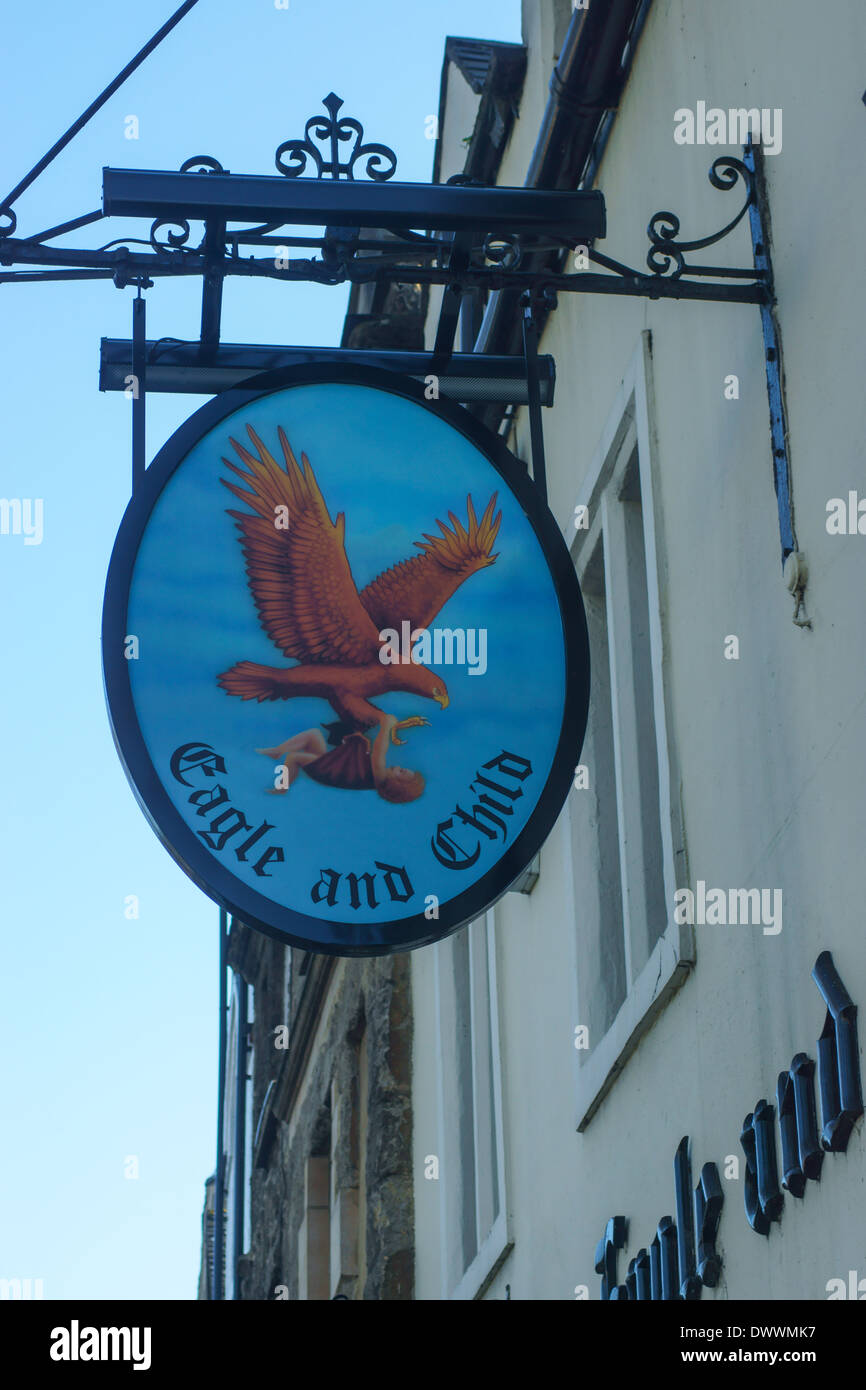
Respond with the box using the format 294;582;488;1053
216;424;502;739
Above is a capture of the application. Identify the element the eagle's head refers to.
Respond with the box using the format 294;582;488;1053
402;662;450;709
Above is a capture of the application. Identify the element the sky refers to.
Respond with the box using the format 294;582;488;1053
0;0;522;1300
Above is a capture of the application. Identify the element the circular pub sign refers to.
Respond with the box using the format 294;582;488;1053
103;365;589;954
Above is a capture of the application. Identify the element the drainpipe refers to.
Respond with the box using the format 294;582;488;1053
472;0;650;423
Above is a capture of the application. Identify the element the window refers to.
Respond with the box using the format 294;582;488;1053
433;911;509;1299
568;333;692;1130
297;1154;330;1300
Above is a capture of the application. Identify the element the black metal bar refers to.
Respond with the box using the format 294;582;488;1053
213;908;228;1301
25;210;105;243
99;339;556;404
522;294;548;504
0;269;118;284
233;975;248;1300
589;245;767;282
431;231;472;368
1;235;769;302
432;285;463;365
200;220;226;351
103;167;606;238
132;294;146;494
744;141;796;563
0;2;200;221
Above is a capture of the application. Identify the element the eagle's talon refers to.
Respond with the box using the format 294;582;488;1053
390;715;431;747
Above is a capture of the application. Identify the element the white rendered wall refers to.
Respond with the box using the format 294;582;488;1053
413;0;866;1301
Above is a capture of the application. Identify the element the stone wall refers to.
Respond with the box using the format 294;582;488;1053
229;923;414;1300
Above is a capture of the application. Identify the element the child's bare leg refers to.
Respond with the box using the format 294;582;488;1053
257;729;328;793
258;729;327;760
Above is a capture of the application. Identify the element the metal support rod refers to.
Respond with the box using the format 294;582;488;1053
232;976;248;1300
26;210;105;243
131;293;146;495
0;238;770;303
431;284;464;367
743;140;796;564
213;908;228;1301
431;232;472;370
0;0;200;224
522;293;548;505
200;220;226;352
99;340;557;404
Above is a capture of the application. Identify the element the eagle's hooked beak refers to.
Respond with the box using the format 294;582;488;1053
434;690;449;710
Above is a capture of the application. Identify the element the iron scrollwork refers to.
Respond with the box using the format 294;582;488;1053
646;156;756;278
149;218;191;252
275;92;397;182
482;232;523;270
0;205;17;238
149;155;227;252
179;155;226;175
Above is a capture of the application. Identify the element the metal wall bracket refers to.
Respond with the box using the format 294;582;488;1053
0;33;798;591
742;141;808;624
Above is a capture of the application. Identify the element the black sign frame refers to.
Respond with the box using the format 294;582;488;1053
102;363;590;955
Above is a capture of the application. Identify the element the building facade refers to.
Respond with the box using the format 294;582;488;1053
410;0;866;1301
203;0;866;1300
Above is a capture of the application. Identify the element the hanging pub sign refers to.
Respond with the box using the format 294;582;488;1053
103;365;589;954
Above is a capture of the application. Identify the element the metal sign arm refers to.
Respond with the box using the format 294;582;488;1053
132;291;147;496
521;291;556;506
0;0;200;235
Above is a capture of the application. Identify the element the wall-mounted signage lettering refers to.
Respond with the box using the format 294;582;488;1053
595;951;863;1298
103;365;589;955
595;1142;723;1302
740;950;862;1234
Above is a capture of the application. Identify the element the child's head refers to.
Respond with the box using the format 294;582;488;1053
377;766;425;803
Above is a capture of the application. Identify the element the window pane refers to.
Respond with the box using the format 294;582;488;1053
573;535;627;1037
470;918;499;1239
453;928;477;1271
619;448;667;966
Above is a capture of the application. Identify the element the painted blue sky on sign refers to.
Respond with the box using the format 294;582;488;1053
127;382;566;924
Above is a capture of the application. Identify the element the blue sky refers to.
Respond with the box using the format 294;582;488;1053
0;0;521;1300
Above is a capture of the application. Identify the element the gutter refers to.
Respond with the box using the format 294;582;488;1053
472;0;652;429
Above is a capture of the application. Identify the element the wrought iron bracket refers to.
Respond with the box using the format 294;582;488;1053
0;93;766;310
741;142;806;622
521;289;558;505
0;58;792;579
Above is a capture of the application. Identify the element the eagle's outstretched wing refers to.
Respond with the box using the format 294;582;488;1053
359;493;502;633
221;424;381;666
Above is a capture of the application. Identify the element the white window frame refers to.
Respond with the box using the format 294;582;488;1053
433;910;511;1300
568;332;693;1132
